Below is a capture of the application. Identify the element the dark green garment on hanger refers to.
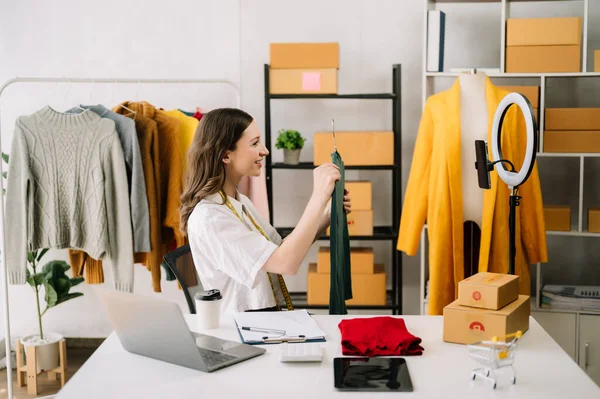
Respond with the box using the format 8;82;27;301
329;151;352;315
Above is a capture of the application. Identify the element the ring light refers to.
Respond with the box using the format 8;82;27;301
491;92;538;189
474;92;538;276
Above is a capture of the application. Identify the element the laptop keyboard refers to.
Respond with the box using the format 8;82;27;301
199;348;238;366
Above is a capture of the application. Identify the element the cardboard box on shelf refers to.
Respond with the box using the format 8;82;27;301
588;208;600;233
345;181;372;211
269;68;337;95
326;209;374;236
317;247;375;274
545;108;600;131
544;206;571;232
506;17;582;47
458;272;520;310
544;130;600;153
497;86;539;108
506;45;580;73
443;295;530;345
307;263;386;306
270;43;339;69
313;131;394;166
595;50;600;72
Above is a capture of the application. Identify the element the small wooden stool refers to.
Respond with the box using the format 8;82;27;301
16;339;67;395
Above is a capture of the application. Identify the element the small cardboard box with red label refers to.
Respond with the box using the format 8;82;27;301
458;272;519;310
443;295;530;345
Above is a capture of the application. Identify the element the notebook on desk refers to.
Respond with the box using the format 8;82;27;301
233;309;327;345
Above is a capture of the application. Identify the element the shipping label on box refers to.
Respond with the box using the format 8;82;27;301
506;17;582;46
458;272;519;310
270;68;337;94
545;108;600;131
345;181;372;211
443;295;530;345
544;206;571;231
270;43;340;69
317;247;375;274
506;45;581;73
307;263;386;306
314;131;394;166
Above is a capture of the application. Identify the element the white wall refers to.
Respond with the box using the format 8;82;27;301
0;0;591;339
0;0;242;339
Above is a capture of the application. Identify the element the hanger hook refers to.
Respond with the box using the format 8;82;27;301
331;118;337;152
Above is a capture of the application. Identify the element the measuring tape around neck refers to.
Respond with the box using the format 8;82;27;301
218;191;294;311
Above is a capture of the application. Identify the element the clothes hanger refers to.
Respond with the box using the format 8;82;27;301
111;80;136;118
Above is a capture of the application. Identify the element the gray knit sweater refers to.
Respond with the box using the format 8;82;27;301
5;106;134;292
67;104;150;253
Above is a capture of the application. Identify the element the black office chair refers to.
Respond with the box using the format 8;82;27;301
163;244;204;314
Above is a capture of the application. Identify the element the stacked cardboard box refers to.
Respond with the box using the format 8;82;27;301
307;246;386;306
497;85;539;123
309;180;383;305
313;131;394;167
269;43;339;94
544;206;571;231
588;208;600;233
443;272;530;344
544;108;600;153
326;181;374;236
506;17;582;73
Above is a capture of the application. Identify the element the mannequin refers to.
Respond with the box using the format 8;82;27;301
459;71;488;277
397;72;548;315
459;71;487;226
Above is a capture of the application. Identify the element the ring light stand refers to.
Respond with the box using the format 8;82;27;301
474;93;538;275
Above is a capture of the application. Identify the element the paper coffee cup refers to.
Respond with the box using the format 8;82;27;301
195;289;223;329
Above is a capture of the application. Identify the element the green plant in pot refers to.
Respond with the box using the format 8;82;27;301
275;129;306;165
2;153;84;373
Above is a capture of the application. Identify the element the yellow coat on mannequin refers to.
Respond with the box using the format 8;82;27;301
398;77;548;315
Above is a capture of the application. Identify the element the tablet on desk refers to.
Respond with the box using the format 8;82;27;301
333;357;414;392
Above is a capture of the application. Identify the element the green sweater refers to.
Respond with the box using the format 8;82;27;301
329;151;352;314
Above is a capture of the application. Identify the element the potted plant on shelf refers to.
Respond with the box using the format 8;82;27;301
2;153;84;373
275;129;306;165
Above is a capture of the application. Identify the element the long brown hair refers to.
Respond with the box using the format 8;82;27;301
180;108;253;234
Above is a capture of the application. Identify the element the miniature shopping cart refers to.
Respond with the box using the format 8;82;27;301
468;331;523;389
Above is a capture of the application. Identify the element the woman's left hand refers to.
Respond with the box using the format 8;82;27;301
343;189;352;215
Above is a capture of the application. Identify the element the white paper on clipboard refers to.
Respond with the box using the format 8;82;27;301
233;309;326;343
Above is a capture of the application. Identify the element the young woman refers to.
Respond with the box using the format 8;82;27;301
180;108;351;314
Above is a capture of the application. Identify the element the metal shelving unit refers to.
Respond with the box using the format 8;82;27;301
263;63;403;314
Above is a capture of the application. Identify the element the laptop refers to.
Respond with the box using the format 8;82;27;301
96;288;265;372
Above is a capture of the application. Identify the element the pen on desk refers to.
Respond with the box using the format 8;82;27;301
241;326;286;335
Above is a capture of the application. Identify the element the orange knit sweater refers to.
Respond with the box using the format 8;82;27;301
122;102;186;251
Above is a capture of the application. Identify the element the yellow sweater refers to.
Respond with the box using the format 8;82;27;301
163;109;199;170
398;77;548;315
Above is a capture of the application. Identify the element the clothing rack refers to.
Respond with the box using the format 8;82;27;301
0;76;241;398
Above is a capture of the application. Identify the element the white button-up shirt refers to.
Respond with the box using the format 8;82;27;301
187;191;279;315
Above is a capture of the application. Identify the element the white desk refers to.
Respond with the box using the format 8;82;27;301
56;315;599;398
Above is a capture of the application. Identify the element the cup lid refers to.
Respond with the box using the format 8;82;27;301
195;289;222;301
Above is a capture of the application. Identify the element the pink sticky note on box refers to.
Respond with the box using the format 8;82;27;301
302;72;321;91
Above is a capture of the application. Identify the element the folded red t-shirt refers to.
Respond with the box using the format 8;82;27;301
338;317;424;357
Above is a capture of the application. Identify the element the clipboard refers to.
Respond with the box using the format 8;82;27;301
233;309;327;345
